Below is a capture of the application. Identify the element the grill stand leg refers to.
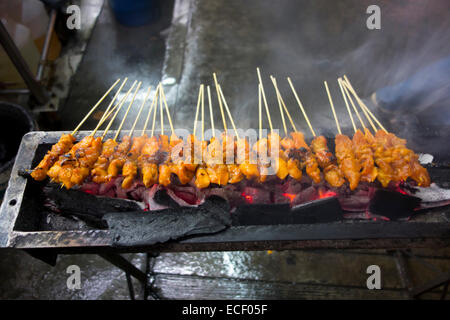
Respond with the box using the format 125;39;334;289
392;250;450;300
144;252;161;300
99;253;147;300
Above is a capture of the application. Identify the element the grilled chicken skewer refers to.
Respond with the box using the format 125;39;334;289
31;79;122;181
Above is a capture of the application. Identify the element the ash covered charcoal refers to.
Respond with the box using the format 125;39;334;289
42;184;145;218
104;196;231;247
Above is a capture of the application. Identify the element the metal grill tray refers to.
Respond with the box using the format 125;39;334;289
0;131;449;252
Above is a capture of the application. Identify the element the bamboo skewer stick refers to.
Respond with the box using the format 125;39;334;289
271;76;297;133
258;84;262;140
159;85;176;137
91;78;128;136
98;78;128;126
71;78;121;135
207;85;215;138
143;84;160;136
270;76;288;137
342;75;387;132
338;78;356;133
324;80;342;135
201;83;205;141
213;73;227;132
102;80;138;139
256;68;273;133
218;85;240;139
342;79;376;132
342;82;367;130
287;77;316;137
151;85;160;137
160;85;164;136
114;81;142;141
130;86;152;137
193;85;203;137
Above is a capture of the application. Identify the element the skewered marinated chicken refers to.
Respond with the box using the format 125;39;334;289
352;129;377;183
107;135;132;178
91;138;118;183
122;134;147;189
31;134;76;181
311;135;345;188
335;134;361;190
47;135;102;189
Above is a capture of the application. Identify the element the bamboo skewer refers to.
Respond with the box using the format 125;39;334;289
130;86;152;137
213;73;227;132
142;84;159;136
287;77;316;137
338;78;356;133
151;85;160;137
342;75;387;132
193;85;203;137
91;78;128;136
114;81;141;141
256;68;273;133
102;80;138;139
98;78;128;126
342;81;367;130
258;84;262;140
271;76;297;134
217;85;240;139
71;78;121;135
201;83;205;141
270;76;288;137
342;79;376;132
159;85;176;137
207;85;215;138
159;85;164;136
324;80;341;135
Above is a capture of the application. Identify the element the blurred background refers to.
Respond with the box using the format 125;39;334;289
0;0;448;299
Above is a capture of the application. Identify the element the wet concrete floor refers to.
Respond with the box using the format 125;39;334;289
0;0;449;299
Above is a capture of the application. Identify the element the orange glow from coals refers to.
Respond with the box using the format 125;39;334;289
394;182;409;195
241;192;254;204
282;193;296;203
318;190;337;199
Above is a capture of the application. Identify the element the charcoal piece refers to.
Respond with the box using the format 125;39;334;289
291;197;343;224
233;203;291;225
369;189;421;220
42;184;145;218
104;196;231;247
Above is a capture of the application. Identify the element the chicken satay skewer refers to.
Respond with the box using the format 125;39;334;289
90;82;138;183
31;79;124;181
113;81;142;141
55;88;130;188
326;81;361;190
271;77;321;182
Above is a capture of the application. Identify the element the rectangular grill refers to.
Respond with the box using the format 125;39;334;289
0;131;449;253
